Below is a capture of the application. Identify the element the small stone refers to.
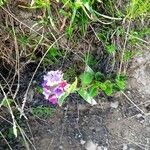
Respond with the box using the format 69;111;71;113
97;146;108;150
103;147;108;150
59;145;63;149
127;91;131;94
140;120;145;124
110;101;119;109
80;139;86;145
122;144;128;150
97;146;102;150
118;118;121;120
85;140;98;150
129;148;135;150
136;114;143;118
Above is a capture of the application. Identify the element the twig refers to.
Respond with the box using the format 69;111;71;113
121;91;145;115
119;20;131;75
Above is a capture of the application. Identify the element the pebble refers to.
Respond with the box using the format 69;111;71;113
136;113;143;118
84;140;98;150
110;101;119;109
80;139;86;145
97;146;108;150
122;144;128;150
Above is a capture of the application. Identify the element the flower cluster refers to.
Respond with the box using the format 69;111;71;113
42;70;69;104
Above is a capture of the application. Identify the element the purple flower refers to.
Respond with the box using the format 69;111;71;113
53;87;64;98
44;70;63;86
42;80;47;87
42;70;69;105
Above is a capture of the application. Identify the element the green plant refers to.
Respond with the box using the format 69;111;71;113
31;106;54;118
106;44;117;54
0;0;6;6
36;86;43;94
64;67;77;82
43;47;63;65
58;64;127;106
77;65;127;103
125;0;150;20
30;0;50;8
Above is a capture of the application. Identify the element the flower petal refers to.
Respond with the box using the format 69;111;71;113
48;95;58;104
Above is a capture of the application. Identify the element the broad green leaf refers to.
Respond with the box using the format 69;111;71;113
115;79;126;90
104;80;113;96
89;87;98;97
104;87;113;96
104;80;113;87
75;1;82;8
80;72;94;85
78;88;97;105
98;82;107;90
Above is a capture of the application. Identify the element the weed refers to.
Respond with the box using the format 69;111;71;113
43;47;64;65
106;44;117;54
125;0;150;20
64;67;77;82
0;0;6;6
31;106;54;118
0;0;149;148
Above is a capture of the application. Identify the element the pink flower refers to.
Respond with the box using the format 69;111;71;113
42;70;69;105
59;81;68;88
48;95;58;104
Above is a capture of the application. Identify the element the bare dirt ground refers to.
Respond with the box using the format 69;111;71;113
0;2;150;150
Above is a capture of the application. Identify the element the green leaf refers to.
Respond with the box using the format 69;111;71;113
103;80;113;96
67;77;78;93
78;88;97;105
36;87;43;94
89;87;98;97
104;87;113;96
106;44;116;54
115;79;126;90
0;0;6;6
104;80;113;87
80;72;94;85
58;93;69;106
98;82;107;90
49;47;59;57
95;72;104;81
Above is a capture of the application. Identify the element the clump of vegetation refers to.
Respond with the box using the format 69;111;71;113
0;0;149;149
31;106;54;118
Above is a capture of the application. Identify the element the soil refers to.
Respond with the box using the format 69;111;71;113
0;1;150;150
